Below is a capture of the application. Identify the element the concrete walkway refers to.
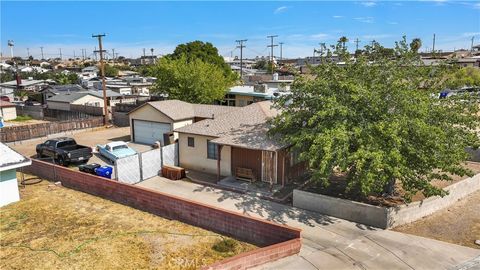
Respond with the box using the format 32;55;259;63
137;177;480;270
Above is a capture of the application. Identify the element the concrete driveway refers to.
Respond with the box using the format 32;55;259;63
137;177;480;270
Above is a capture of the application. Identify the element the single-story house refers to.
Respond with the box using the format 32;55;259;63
0;100;17;121
128;100;238;145
175;101;304;186
40;84;85;103
223;85;288;107
0;143;31;207
46;92;105;110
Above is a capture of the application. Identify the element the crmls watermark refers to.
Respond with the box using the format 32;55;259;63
166;257;208;268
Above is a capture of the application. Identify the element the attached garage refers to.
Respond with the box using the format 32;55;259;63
128;100;238;146
132;119;171;145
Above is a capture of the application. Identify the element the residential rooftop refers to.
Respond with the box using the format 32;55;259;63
175;101;285;151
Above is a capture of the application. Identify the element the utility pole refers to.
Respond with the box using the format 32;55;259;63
354;38;361;51
279;42;284;60
267;35;278;74
59;48;62;60
26;48;30;58
143;48;146;65
112;48;115;65
432;33;436;54
235;39;247;79
471;36;475;52
40;47;44;60
73;50;76;60
150;48;155;64
92;33;109;126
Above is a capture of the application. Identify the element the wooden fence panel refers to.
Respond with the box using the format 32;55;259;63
0;117;103;143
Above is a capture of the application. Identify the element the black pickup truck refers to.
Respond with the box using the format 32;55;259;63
36;137;93;166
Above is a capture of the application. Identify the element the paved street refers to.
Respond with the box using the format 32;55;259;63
137;177;480;270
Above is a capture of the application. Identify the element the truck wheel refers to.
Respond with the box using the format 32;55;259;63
57;156;68;166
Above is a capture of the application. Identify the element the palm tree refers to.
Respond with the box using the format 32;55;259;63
339;36;349;50
410;38;422;53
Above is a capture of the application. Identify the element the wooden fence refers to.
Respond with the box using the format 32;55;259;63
0;117;103;142
70;104;105;116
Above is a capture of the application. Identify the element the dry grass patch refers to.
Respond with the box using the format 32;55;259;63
0;175;255;269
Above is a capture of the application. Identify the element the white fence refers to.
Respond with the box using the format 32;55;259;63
141;148;162;180
114;143;178;184
115;154;141;184
162;143;178;166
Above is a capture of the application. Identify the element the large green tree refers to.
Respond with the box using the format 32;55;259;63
169;41;237;80
149;56;234;104
270;37;480;201
445;66;480;89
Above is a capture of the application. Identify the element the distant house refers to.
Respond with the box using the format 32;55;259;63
222;84;289;107
175;101;304;185
46;92;104;110
0;100;17;121
0;143;31;207
128;100;238;145
40;84;85;103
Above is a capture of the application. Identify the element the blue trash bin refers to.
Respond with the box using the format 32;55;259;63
95;166;113;179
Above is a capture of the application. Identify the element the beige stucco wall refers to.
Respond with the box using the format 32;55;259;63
47;101;71;111
235;95;254;107
172;119;193;140
72;95;104;107
0;107;17;121
178;133;231;176
129;104;174;139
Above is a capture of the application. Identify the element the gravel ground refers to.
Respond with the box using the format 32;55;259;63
394;190;480;249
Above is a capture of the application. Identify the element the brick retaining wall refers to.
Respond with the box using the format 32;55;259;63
24;159;302;269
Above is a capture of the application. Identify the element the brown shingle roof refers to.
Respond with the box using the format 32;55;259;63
129;100;238;121
0;100;15;108
175;101;285;151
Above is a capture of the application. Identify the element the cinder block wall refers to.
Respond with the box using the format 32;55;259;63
24;160;302;270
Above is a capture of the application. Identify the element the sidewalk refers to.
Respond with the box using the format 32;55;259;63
137;177;480;270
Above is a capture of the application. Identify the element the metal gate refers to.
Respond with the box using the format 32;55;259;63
140;149;162;180
162;143;178;166
115;154;141;184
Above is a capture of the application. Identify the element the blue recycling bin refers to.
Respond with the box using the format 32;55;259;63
95;166;113;179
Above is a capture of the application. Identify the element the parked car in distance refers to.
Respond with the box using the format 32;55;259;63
0;96;10;102
24;100;41;106
96;141;136;163
36;137;93;166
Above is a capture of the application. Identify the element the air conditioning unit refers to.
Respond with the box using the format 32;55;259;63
253;84;268;93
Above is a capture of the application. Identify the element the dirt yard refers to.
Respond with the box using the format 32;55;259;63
394;190;480;249
303;161;480;207
0;175;256;270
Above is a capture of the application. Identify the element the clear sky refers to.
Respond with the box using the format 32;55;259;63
1;1;479;59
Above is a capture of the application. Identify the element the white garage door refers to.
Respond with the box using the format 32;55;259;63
133;120;171;145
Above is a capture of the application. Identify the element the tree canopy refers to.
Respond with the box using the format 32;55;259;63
445;66;480;89
169;40;234;79
103;64;119;77
270;37;480;201
149;56;234;104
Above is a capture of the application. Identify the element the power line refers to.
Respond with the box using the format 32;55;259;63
235;39;247;79
354;38;361;51
267;35;278;74
92;33;109;126
279;42;284;60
